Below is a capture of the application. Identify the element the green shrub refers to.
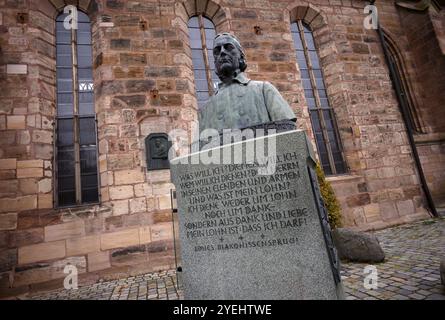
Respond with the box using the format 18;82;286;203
315;162;343;229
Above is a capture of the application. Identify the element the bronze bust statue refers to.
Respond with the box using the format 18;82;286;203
198;33;296;134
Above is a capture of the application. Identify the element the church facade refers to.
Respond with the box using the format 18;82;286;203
0;0;444;294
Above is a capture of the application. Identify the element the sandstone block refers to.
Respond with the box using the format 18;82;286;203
8;227;44;247
130;197;147;214
17;167;43;178
134;183;153;197
346;193;371;207
110;38;130;50
100;228;140;250
14;256;86;287
396;199;415;216
120;53;147;65
157;195;171;210
145;66;179;78
111;199;129;216
44;220;85;242
0;248;17;272
0;213;17;231
0;159;16;170
107;154;134;170
0;179;18;195
32;130;53;144
18;240;66;265
139;226;151;244
66;235;101;256
34;144;53;160
38;193;53;209
150;222;173;242
109;185;134;200
152;182;174;196
16;195;38;211
87;251;111;272
18;130;31;144
38;178;52;193
364;203;381;223
0;199;16;213
7;115;25;129
114;169;145;185
379;201;399;221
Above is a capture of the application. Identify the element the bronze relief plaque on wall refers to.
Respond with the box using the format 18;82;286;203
145;133;171;170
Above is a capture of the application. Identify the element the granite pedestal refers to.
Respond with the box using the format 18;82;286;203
170;130;344;299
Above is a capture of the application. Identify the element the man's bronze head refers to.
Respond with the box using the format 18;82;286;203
213;33;247;80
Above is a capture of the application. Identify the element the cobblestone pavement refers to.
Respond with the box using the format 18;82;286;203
21;218;445;300
342;218;445;300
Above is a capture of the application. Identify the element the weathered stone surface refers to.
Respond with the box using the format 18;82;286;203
18;240;66;265
150;222;173;242
0;179;18;195
129;197;147;214
125;79;155;93
32;130;52;144
14;256;86;287
115;95;146;108
152;94;182;106
111;199;129;216
332;228;385;263
7;115;25;129
16;168;43;178
38;178;52;193
114;169;145;185
87;251;111;272
8;227;44;247
145;66;179;78
109;186;134;200
0;213;17;230
0;248;17;272
110;38;130;50
44;220;85;242
38;193;53;209
66;235;101;256
170;130;342;299
0;159;16;170
139;226;151;244
120;53;147;65
100;228;140;250
97;81;124;96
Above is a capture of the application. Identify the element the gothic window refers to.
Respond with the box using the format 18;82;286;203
384;34;422;133
187;15;218;110
55;11;99;206
292;21;346;175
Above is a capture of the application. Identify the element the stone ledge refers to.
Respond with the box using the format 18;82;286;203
414;132;445;145
326;174;364;183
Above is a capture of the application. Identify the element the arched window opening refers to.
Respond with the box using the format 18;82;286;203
55;10;99;207
187;15;218;110
383;33;423;133
291;21;346;175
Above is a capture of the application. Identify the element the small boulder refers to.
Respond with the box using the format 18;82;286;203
440;258;445;285
332;228;385;263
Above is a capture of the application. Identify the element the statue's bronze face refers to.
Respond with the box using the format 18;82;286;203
213;35;242;79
